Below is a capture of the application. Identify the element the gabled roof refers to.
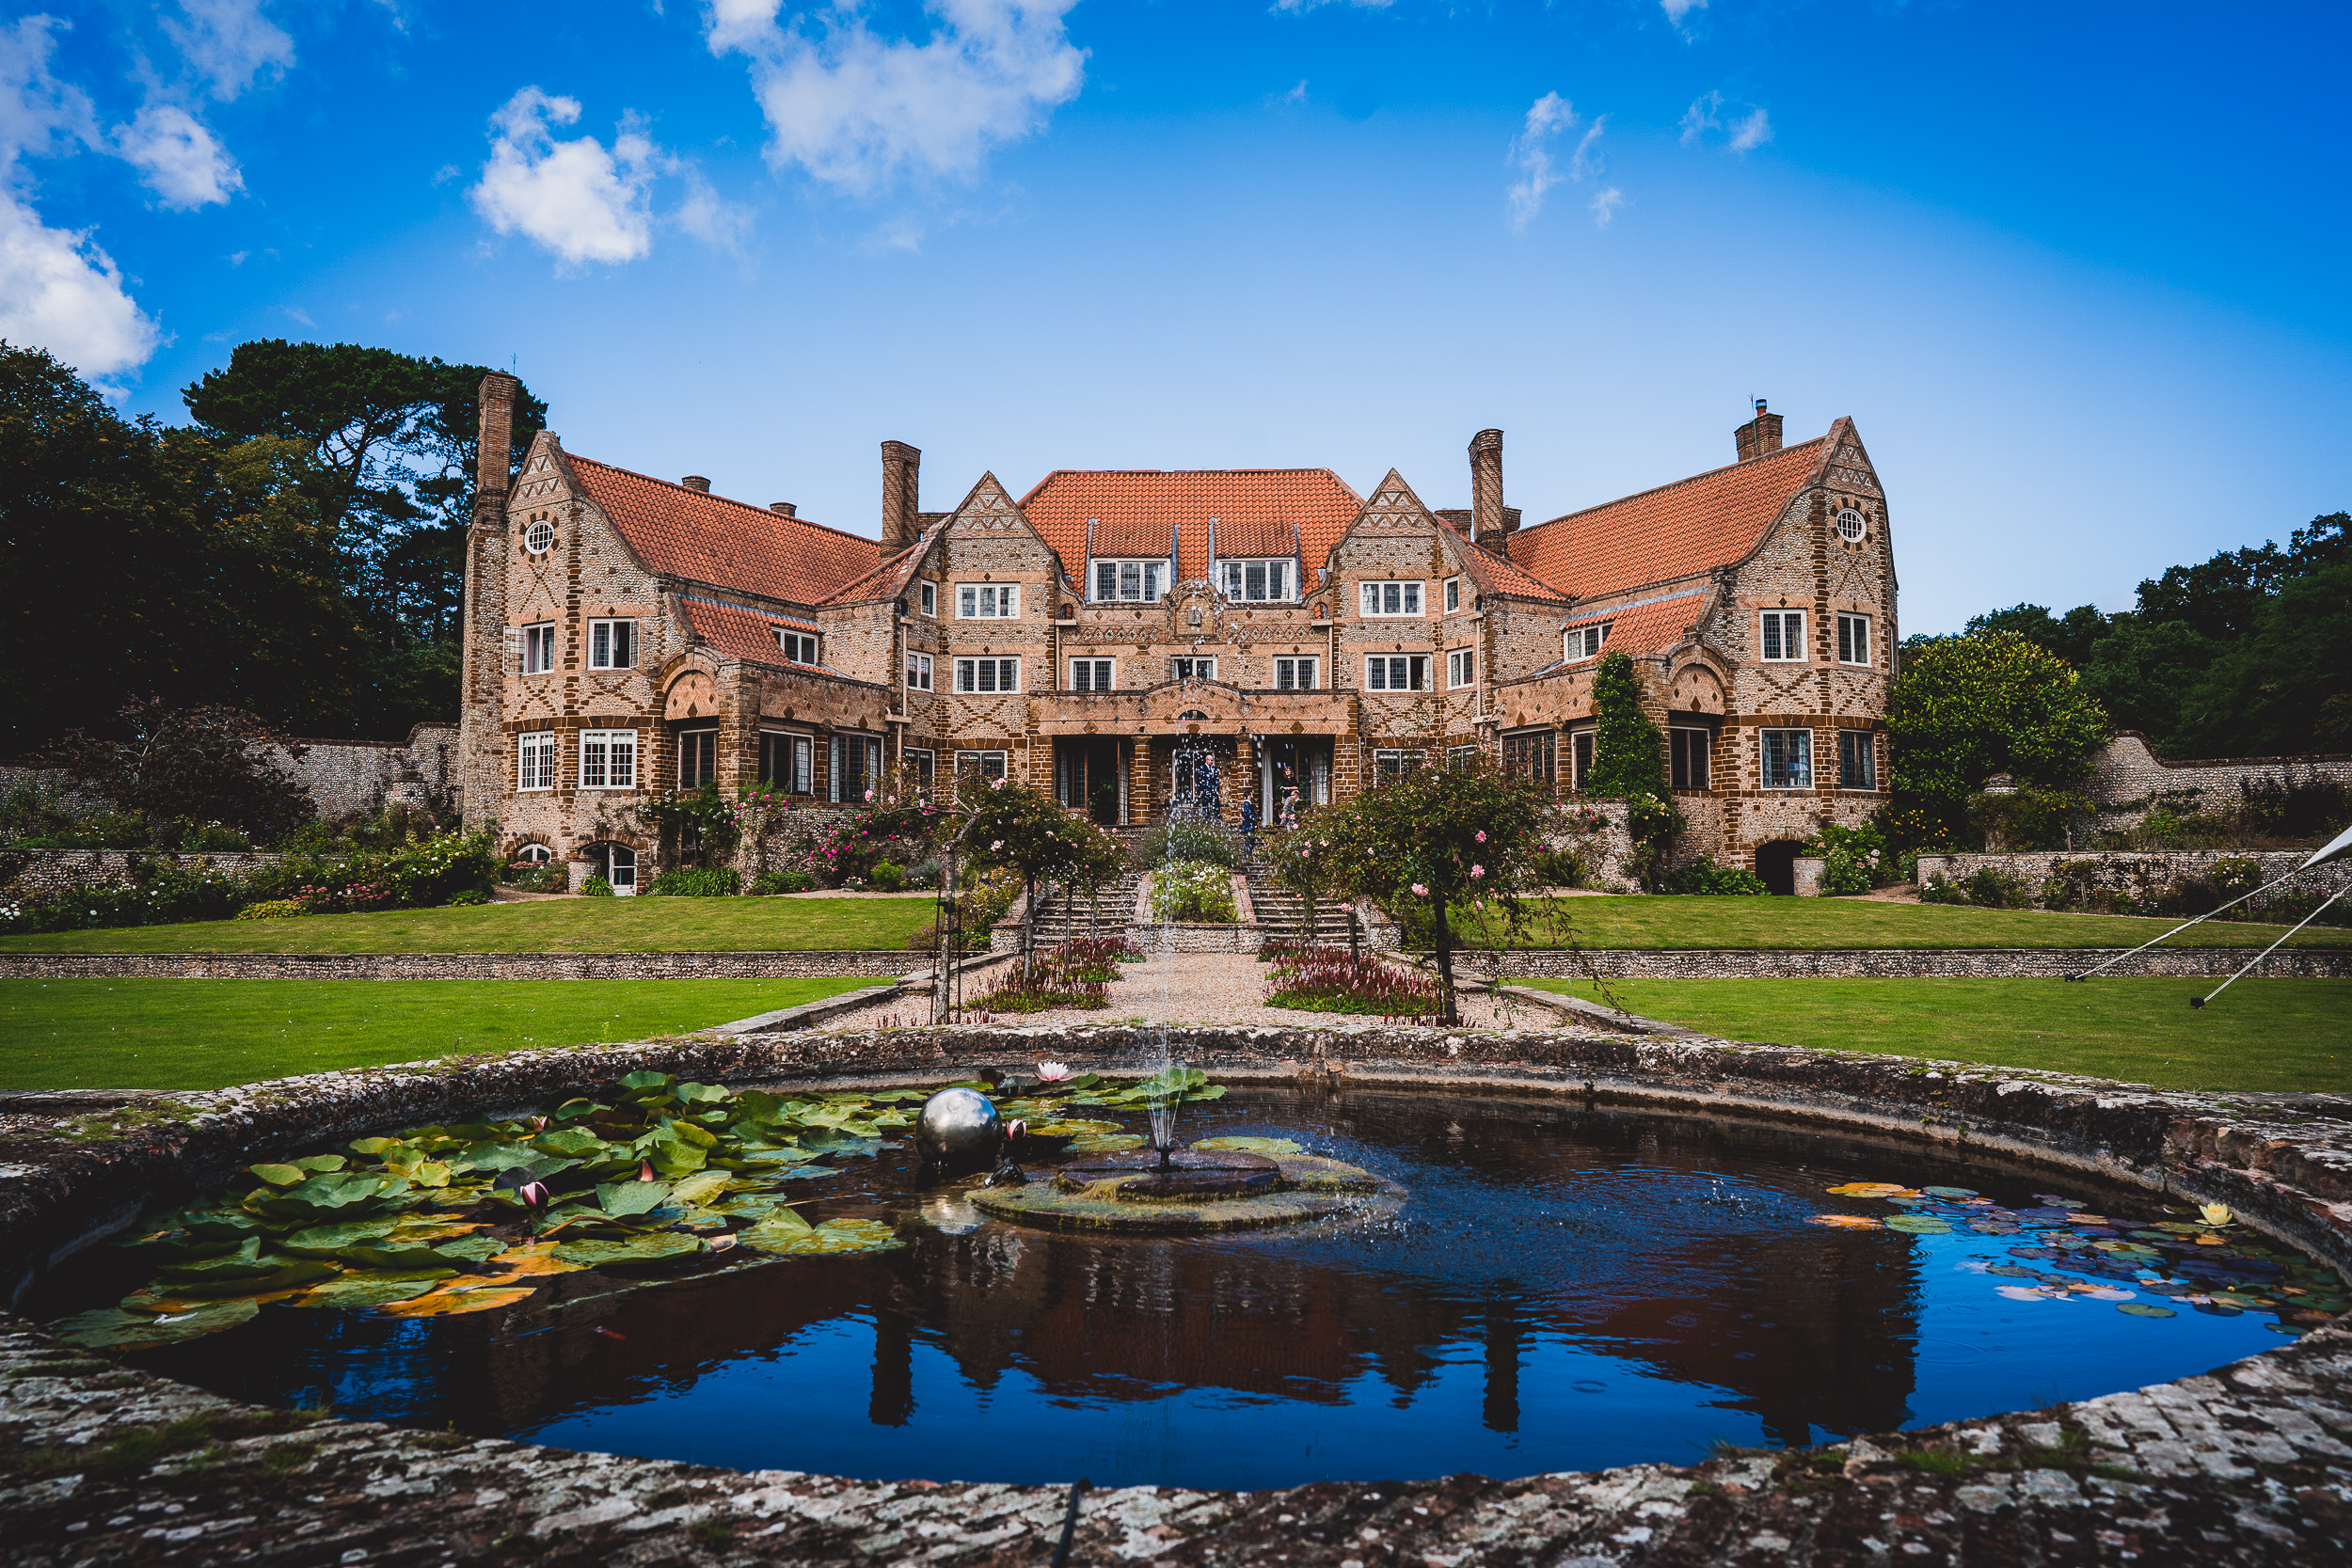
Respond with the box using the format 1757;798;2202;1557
818;523;943;607
1562;589;1709;660
1018;469;1364;587
1432;517;1573;605
1504;431;1835;600
678;595;821;668
565;453;882;608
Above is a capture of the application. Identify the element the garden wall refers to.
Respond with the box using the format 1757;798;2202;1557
0;949;927;980
0;848;289;896
2085;732;2352;830
1481;945;2352;979
1912;848;2341;909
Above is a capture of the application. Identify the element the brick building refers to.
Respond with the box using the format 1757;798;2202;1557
455;376;1895;892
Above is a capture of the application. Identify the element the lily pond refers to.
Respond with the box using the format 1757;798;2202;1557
34;1074;2348;1490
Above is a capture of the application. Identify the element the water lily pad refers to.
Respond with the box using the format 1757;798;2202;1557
377;1286;538;1318
551;1233;707;1270
1824;1183;1916;1197
1885;1215;1952;1234
1027;1118;1123;1138
1193;1136;1305;1156
670;1170;732;1208
247;1163;310;1187
740;1217;902;1257
50;1298;260;1349
279;1219;403;1256
1808;1214;1882;1229
291;1275;446;1308
2117;1302;2177;1318
1918;1186;1978;1197
1067;1133;1147;1154
594;1180;675;1217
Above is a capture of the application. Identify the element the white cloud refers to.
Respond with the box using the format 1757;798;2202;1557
0;193;162;379
162;0;294;101
1270;0;1392;10
0;17;95;166
1506;93;1616;233
675;166;755;254
1661;0;1706;26
703;0;1086;194
469;87;660;265
1273;78;1309;107
113;103;243;209
1682;90;1772;154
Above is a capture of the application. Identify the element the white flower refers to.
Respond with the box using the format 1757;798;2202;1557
1037;1060;1072;1082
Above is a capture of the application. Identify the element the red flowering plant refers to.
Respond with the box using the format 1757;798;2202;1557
1318;761;1556;1025
808;771;946;886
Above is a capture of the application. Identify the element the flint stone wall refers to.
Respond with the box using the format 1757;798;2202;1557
2088;731;2352;826
0;849;289;895
1481;945;2352;979
1915;848;2343;906
0;949;926;979
4;1026;2352;1563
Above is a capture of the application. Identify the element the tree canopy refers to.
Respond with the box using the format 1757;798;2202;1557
1886;631;2110;847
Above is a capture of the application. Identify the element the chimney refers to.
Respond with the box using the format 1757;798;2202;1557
1470;428;1506;549
770;501;796;517
681;475;711;492
1735;399;1784;463
881;440;921;551
473;372;519;526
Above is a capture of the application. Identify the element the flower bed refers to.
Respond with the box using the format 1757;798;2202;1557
1263;944;1443;1021
970;941;1127;1012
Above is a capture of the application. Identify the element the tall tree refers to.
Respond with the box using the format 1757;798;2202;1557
1963;603;2110;669
1886;631;2110;847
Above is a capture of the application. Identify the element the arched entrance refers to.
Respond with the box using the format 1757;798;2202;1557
584;841;639;895
1754;839;1806;896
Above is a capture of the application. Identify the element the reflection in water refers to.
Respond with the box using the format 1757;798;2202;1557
73;1088;2291;1489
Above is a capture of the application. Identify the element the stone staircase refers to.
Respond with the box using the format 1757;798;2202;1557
1242;873;1357;943
1029;871;1144;944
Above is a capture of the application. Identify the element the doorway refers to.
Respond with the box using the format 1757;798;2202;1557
1754;840;1805;896
587;842;638;895
1259;737;1332;828
1055;737;1125;825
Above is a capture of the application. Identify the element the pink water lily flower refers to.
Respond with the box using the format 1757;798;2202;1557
516;1180;550;1209
1037;1060;1073;1081
1411;882;1429;896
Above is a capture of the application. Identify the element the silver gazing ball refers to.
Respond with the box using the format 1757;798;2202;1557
915;1086;1003;1168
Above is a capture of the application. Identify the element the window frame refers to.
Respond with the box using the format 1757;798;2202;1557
524;518;555;554
1070;657;1115;691
1760;727;1814;789
1569;728;1595;791
952;656;1021;694
905;651;933;691
1565;622;1611;662
1372;748;1422;784
1836;506;1868;543
1446;648;1475;689
1444;577;1462;613
1445;745;1479;774
1839;728;1878;791
956;583;1020;620
1669;726;1711;790
676;726;719;790
520;621;557;675
578;728;639;791
1760;609;1807;663
1836;611;1872;667
1170;655;1217;683
1272;657;1317;690
1220;559;1293;603
905;747;936;788
1092;560;1168;603
918;580;937;616
829;733;883;803
956;750;1009;782
758;730;814;795
1502;728;1556;789
587;618;636;671
1364;654;1430;691
516;730;556;792
773;628;819;666
1359;579;1424;617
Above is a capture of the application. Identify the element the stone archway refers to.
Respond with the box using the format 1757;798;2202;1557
1755;839;1807;896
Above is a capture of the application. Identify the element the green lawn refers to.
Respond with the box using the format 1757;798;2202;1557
0;895;935;955
1516;976;2352;1094
1479;895;2352;950
0;977;880;1092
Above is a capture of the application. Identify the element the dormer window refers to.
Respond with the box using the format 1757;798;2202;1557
1221;560;1293;602
1092;560;1166;602
775;629;819;665
1565;622;1612;660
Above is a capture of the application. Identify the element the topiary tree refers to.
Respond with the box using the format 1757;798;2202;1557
1888;631;2110;849
1320;765;1551;1024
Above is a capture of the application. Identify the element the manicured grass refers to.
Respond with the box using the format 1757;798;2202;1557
0;895;935;956
0;977;880;1092
1473;895;2352;950
1515;976;2352;1094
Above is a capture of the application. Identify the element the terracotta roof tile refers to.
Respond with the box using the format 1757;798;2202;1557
1018;469;1364;589
1433;517;1572;604
1505;434;1832;599
1559;590;1709;662
819;525;942;607
679;596;820;668
567;454;881;607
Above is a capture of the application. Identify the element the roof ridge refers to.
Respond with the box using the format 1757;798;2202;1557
566;452;882;550
1520;436;1829;533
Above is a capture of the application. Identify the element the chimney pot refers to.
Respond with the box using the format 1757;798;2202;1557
1469;428;1507;549
770;501;796;516
682;475;711;492
1734;400;1785;463
881;440;921;551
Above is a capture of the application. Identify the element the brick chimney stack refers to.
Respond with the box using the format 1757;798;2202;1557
473;372;519;527
1735;399;1784;463
770;501;796;516
1470;428;1506;549
681;475;711;492
882;440;921;551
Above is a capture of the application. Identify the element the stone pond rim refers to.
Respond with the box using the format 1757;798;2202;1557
970;1143;1410;1232
4;1022;2352;1563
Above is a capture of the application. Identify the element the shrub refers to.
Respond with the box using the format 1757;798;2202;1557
446;890;490;907
1263;946;1444;1020
971;944;1111;1012
869;860;906;893
2240;773;2352;842
1151;860;1236;922
1661;861;1770;895
234;898;306;920
750;869;816;895
1533;846;1588;888
1807;823;1892;895
1136;821;1238;869
647;865;741;897
581;875;614;897
505;862;567;893
1926;865;2034;909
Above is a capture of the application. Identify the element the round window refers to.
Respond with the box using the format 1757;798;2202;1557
1836;507;1867;542
525;519;555;553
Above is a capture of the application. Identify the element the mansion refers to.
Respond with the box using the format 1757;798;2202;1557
455;376;1895;893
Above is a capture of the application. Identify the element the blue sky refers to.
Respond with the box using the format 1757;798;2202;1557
6;1;2345;633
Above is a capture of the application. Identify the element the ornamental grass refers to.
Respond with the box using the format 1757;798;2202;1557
1263;944;1444;1022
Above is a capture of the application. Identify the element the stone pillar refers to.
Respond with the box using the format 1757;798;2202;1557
1128;736;1153;826
1234;735;1257;825
1470;429;1506;549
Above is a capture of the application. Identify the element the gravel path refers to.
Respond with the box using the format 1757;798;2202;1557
813;949;1565;1032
